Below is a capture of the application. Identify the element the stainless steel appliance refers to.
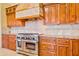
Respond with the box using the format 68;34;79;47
16;33;39;56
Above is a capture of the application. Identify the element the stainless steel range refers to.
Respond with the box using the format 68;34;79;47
16;33;39;56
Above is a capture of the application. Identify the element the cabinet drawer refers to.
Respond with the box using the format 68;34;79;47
40;42;49;50
40;39;56;44
9;39;16;43
49;52;57;56
40;43;56;52
40;36;56;44
9;35;16;40
39;50;56;56
57;39;70;45
47;39;56;44
47;45;57;52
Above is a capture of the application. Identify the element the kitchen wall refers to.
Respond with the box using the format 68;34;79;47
1;4;10;34
0;4;2;48
1;3;17;34
1;3;17;47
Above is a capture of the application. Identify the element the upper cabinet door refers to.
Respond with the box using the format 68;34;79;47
44;4;59;25
64;3;76;24
58;4;66;24
44;6;50;24
2;35;9;48
57;39;72;56
76;3;79;23
65;4;70;24
69;3;76;24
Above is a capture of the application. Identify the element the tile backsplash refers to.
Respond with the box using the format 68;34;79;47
11;19;46;34
10;19;79;36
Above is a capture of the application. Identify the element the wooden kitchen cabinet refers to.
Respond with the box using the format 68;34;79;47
69;3;76;24
44;3;78;24
72;39;79;56
39;36;57;56
39;36;79;56
60;3;76;24
58;4;66;24
65;4;70;24
2;35;9;48
7;13;15;27
8;35;16;51
76;4;79;23
57;39;72;56
6;5;25;27
2;34;16;51
44;4;59;25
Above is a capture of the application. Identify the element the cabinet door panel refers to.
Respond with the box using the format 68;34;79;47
44;6;51;24
65;4;70;24
7;14;12;26
9;40;16;51
39;36;57;56
72;40;79;56
11;13;15;26
2;35;9;48
44;4;59;24
8;35;16;51
66;3;76;24
76;3;79;23
57;39;72;56
58;4;66;24
69;3;76;24
51;5;59;24
7;13;15;27
57;46;70;56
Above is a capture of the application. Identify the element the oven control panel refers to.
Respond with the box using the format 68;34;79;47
16;33;39;41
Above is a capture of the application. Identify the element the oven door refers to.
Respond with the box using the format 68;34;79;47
22;40;38;54
16;40;23;50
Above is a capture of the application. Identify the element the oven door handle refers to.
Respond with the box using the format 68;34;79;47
22;40;38;43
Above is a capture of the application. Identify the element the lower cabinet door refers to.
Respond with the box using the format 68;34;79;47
57;39;72;56
8;35;16;51
72;40;79;56
2;35;9;48
9;40;16;51
57;45;71;56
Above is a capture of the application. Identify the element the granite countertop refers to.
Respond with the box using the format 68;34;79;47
40;34;79;39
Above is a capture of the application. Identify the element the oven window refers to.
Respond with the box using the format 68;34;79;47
17;41;21;48
25;42;35;50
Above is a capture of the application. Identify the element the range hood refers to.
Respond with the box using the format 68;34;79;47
16;4;44;20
